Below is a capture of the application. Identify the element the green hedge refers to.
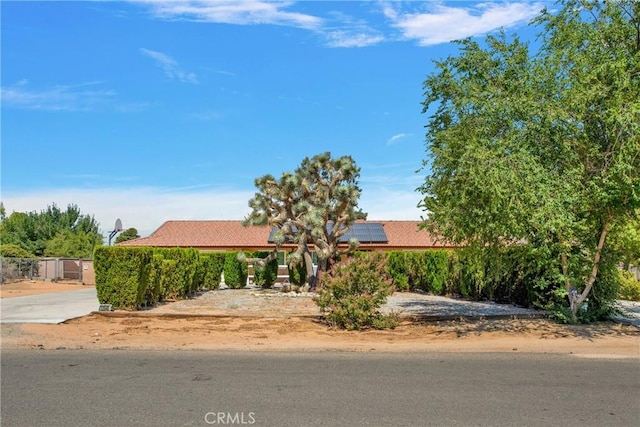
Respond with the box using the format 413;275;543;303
288;259;307;286
96;245;622;319
387;252;409;291
96;248;247;309
387;250;449;294
444;246;557;307
251;251;278;288
198;252;226;290
152;248;199;299
618;270;640;301
223;252;248;289
95;246;153;310
96;247;223;309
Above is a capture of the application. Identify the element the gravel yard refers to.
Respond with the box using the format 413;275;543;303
146;288;544;319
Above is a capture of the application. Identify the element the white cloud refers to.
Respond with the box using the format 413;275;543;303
1;81;116;111
323;31;384;48
384;2;543;46
135;0;323;29
321;9;385;47
140;48;198;83
133;1;386;48
386;133;410;145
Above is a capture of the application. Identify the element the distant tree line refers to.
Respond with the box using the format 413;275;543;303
0;202;103;259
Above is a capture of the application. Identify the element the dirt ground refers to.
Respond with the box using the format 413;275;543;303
0;280;94;298
1;281;639;357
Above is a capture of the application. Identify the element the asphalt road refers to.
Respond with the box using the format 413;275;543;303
1;350;638;427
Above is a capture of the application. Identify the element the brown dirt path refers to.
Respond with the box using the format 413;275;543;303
0;280;94;299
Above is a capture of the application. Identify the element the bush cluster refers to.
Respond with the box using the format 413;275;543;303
94;247;153;310
95;247;232;310
198;253;226;291
223;252;248;289
618;270;640;301
314;252;397;330
324;246;623;326
288;260;308;286
388;250;449;294
251;251;279;288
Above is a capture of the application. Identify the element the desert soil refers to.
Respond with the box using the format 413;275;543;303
1;281;638;357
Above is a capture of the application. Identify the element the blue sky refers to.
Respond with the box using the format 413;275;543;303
1;1;545;237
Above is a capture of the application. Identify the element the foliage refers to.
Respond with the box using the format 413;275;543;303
314;252;397;330
445;246;559;308
0;243;34;258
618;270;640;301
288;257;308;286
419;0;640;320
0;203;103;258
94;246;152;310
197;252;226;290
608;211;640;270
251;251;278;288
146;254;165;304
387;251;409;291
114;227;141;244
387;250;449;294
244;152;366;288
152;248;199;298
422;251;449;294
223;252;248;289
44;229;102;258
96;246;206;309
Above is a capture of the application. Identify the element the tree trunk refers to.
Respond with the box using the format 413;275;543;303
560;251;580;315
314;258;330;290
570;218;612;318
303;250;315;290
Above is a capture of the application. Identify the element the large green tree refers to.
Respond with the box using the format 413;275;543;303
244;152;366;288
0;203;103;258
419;0;639;318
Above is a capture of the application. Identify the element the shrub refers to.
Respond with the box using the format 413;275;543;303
94;246;152;310
314;252;397;330
146;253;165;304
198;253;225;290
251;251;278;288
423;250;449;294
0;243;34;258
618;270;640;301
387;251;409;292
405;252;427;292
223;252;247;289
155;248;199;297
288;258;307;286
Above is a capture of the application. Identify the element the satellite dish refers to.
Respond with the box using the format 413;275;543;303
114;218;123;232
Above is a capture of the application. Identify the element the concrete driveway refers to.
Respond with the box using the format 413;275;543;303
0;288;99;324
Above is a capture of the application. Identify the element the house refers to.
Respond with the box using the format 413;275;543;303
118;220;453;281
119;220;451;251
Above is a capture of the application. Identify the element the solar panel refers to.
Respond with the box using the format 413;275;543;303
268;222;388;244
339;223;388;243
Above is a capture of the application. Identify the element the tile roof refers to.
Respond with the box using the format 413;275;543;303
118;220;453;250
